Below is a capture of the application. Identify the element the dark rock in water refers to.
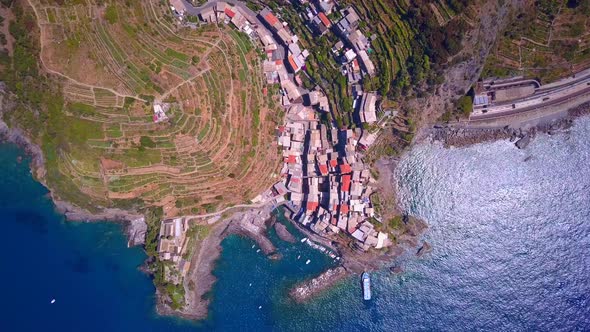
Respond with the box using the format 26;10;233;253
510;131;517;142
274;222;296;243
416;241;433;257
389;265;403;274
268;253;283;260
515;134;532;149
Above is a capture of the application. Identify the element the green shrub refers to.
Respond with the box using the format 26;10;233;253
105;5;118;24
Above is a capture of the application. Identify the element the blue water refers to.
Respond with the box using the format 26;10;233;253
0;143;334;331
2;118;590;331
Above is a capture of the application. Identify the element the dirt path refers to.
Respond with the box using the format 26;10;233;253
158;49;214;101
184;201;273;222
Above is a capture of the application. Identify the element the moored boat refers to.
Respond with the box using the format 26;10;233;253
362;272;371;300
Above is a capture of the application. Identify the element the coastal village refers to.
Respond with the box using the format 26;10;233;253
158;0;392;279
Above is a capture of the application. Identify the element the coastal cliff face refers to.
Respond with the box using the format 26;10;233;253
0;92;45;178
411;0;528;134
0;89;147;244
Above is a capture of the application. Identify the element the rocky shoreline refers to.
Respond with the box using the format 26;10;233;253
158;219;231;320
289;267;349;303
430;101;590;148
0;93;148;245
274;222;296;243
157;207;281;319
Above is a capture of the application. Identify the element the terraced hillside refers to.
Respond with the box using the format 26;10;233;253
8;0;281;216
483;0;590;82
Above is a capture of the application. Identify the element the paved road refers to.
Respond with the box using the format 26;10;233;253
470;85;590;121
471;71;590;121
181;0;261;26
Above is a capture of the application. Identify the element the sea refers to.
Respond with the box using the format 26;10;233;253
1;118;590;331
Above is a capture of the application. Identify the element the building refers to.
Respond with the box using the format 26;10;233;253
348;29;370;51
230;11;247;29
359;92;377;124
260;7;283;31
317;0;335;14
337;7;360;34
169;0;188;17
199;7;216;23
153;103;169;123
157;218;188;262
312;12;332;35
357;50;375;76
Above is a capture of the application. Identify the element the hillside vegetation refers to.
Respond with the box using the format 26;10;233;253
258;0;475;132
345;0;474;97
483;0;590;82
0;0;281;216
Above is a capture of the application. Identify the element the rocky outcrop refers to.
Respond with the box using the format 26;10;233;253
389;265;403;274
416;241;433;257
53;199;147;246
430;116;578;149
289;267;349;303
225;207;278;256
0;92;45;178
515;134;531;149
413;0;528;134
430;92;590;149
124;217;148;247
274;222;296;243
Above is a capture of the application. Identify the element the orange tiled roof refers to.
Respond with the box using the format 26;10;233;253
340;204;349;214
224;8;235;18
306;201;319;211
340;163;352;174
318;12;331;27
264;13;279;26
342;174;351;192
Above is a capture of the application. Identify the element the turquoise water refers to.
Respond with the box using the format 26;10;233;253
2;117;590;331
0;143;335;331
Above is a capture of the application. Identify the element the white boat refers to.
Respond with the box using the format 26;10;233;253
300;237;307;243
362;272;371;301
305;259;311;265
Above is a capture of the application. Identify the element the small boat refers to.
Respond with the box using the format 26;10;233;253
300;237;307;243
362;272;371;301
305;259;311;265
50;299;56;304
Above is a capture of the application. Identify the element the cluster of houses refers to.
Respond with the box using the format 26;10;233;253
162;1;388;251
300;2;379;122
274;120;391;250
299;2;376;78
157;217;191;281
